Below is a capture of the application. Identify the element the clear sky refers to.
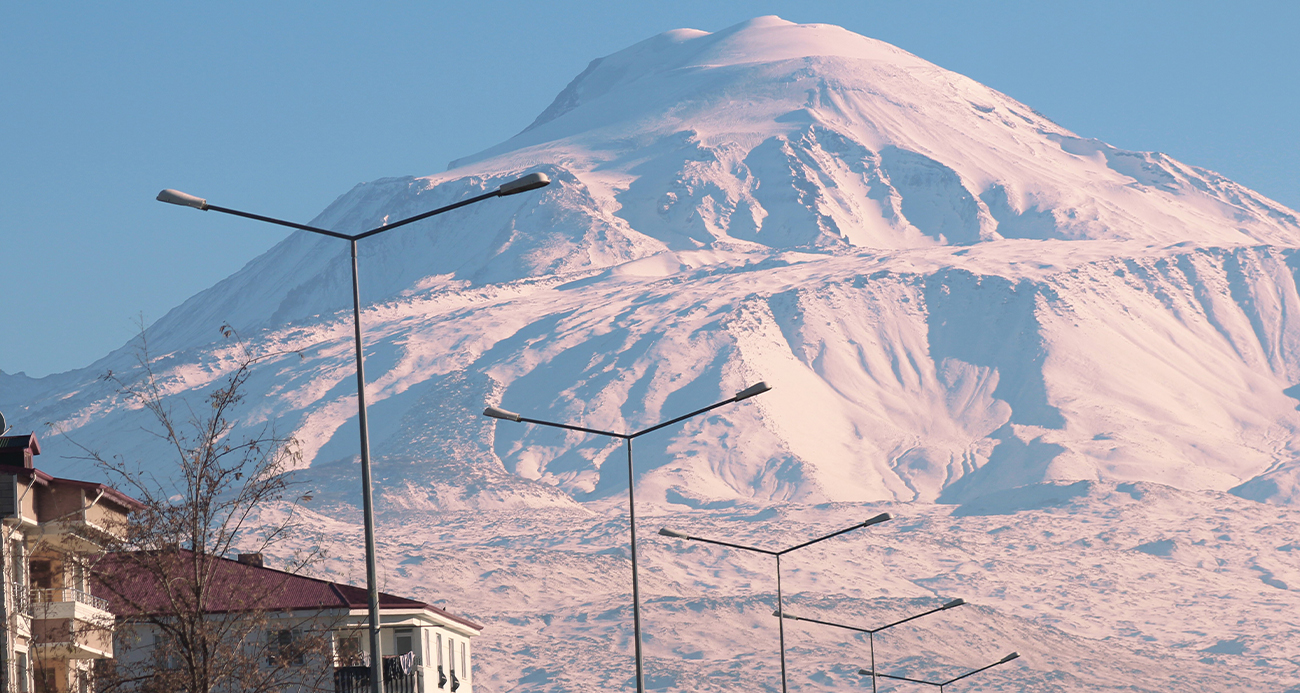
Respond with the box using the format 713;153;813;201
2;1;1296;378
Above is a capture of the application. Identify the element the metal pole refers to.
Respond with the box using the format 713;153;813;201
350;240;385;693
776;553;787;693
0;524;10;693
869;632;877;693
626;438;645;693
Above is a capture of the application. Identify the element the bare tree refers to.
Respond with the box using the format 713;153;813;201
65;328;337;693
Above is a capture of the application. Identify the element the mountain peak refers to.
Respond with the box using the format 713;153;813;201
507;16;927;145
450;17;1296;255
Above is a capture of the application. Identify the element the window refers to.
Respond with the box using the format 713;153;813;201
460;642;467;678
437;633;447;688
9;542;26;611
336;634;365;667
395;628;413;656
29;560;53;590
69;559;87;592
266;629;305;666
33;668;55;693
449;638;460;692
75;665;92;693
11;541;26;589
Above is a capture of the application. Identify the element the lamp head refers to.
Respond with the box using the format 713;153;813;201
482;406;521;422
862;512;892;527
1000;652;1020;663
156;189;208;210
943;598;966;609
857;669;873;677
497;172;551;196
658;528;690;540
733;381;771;401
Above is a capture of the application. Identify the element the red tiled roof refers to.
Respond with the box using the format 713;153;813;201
92;550;482;631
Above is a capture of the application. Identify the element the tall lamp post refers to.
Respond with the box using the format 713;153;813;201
777;598;967;693
857;652;1020;692
658;513;893;693
483;381;772;693
157;172;552;693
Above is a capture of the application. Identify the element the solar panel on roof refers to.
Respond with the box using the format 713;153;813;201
0;435;32;448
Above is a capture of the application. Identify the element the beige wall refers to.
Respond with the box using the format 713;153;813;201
34;486;83;524
84;503;128;536
31;614;113;659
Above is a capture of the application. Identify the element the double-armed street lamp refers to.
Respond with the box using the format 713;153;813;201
777;598;967;693
483;381;772;693
658;513;893;693
158;172;552;693
858;652;1020;692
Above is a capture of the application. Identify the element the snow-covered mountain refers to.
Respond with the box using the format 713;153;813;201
4;16;1300;692
12;18;1300;507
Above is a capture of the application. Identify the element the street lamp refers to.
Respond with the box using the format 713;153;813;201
777;598;966;693
658;512;892;693
857;652;1020;692
483;380;771;693
157;171;551;693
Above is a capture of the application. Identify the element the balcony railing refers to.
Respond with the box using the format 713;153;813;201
30;587;110;612
335;654;421;693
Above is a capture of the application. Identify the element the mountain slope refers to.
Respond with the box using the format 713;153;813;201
290;481;1300;693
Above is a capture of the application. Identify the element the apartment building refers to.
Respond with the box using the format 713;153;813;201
0;433;140;693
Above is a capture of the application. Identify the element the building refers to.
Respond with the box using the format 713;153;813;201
0;433;141;693
96;551;482;693
1;431;480;693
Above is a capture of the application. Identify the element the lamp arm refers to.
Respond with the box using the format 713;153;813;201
779;612;872;634
352;189;501;240
684;535;779;556
780;515;888;555
518;416;625;439
941;657;1015;686
629;396;737;439
860;671;939;686
873;604;949;632
204;204;354;240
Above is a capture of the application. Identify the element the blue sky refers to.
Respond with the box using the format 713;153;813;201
2;1;1296;378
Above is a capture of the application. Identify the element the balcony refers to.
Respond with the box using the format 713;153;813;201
31;587;110;612
335;654;422;693
29;587;114;659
